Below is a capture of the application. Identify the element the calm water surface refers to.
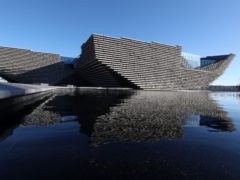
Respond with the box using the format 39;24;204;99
0;89;240;180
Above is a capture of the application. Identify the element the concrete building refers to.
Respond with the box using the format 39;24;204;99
74;34;235;90
0;34;236;90
0;46;73;85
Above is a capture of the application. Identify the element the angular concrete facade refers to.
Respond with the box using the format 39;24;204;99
0;46;73;85
74;34;235;90
0;34;235;89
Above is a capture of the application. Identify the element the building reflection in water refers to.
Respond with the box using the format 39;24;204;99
0;89;236;145
89;91;235;145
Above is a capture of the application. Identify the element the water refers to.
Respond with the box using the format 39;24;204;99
0;89;240;179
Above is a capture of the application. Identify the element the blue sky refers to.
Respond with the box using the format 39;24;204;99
0;0;239;85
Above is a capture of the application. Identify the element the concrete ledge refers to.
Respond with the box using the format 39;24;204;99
0;82;56;100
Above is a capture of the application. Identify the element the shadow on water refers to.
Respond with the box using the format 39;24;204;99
42;88;134;136
0;91;54;142
0;88;134;142
0;89;239;179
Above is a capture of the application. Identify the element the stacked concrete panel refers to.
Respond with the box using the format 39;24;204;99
0;46;73;85
75;34;235;90
74;36;138;88
0;34;235;89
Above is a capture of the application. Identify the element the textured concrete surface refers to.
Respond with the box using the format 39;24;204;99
0;35;235;90
75;34;235;90
0;46;73;85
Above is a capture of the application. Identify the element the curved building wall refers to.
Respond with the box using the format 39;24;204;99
75;34;235;90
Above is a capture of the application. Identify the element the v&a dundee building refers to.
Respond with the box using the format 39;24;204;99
0;34;235;90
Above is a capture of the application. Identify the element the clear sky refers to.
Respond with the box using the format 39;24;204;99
0;0;239;85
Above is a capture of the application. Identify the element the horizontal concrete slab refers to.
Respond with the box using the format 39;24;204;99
0;82;56;100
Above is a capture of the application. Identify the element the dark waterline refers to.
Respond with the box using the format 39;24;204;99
0;89;240;179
